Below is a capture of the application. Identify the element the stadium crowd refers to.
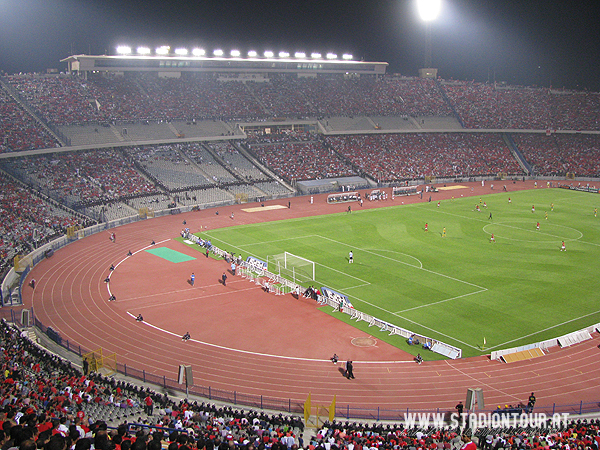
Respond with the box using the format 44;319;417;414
0;85;59;153
3;73;599;140
246;138;356;182
325;133;523;182
0;319;309;447
513;134;600;177
1;71;600;450
0;174;88;280
0;149;157;208
2;316;600;450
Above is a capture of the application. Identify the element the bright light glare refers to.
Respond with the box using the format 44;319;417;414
213;49;224;56
342;53;353;60
417;0;442;21
230;49;241;57
294;52;306;59
137;47;150;55
326;53;337;60
192;48;205;56
247;50;258;57
174;48;188;56
264;51;274;58
116;46;131;55
311;52;322;59
156;46;170;55
278;51;290;58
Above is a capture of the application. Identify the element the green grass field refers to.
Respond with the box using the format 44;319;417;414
184;188;600;359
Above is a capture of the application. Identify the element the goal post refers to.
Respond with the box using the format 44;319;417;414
267;252;315;285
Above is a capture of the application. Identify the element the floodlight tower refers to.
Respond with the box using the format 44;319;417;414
416;0;441;78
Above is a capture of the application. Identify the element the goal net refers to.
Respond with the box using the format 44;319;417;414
267;252;315;285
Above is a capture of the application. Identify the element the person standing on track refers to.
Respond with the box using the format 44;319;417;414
345;360;355;379
222;272;228;286
191;272;195;286
527;392;536;412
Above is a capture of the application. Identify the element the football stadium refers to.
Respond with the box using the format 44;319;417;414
1;0;600;446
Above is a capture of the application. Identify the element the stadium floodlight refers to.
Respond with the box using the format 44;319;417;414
294;52;306;59
326;52;337;60
155;46;170;55
136;47;151;55
116;46;131;55
174;48;188;56
278;51;290;58
213;49;224;56
264;50;274;58
311;52;322;59
247;50;258;57
230;49;241;57
192;48;205;56
342;53;353;60
417;0;442;22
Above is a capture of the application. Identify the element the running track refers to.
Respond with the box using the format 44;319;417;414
23;181;600;413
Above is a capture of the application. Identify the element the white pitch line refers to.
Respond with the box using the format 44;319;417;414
340;283;372;290
341;291;480;350
203;232;371;285
316;234;487;290
206;231;481;349
240;235;318;246
485;221;583;241
485;307;600;351
395;288;488;314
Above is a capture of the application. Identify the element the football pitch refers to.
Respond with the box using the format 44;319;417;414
189;188;600;359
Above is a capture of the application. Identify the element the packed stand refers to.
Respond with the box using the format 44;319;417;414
555;134;600;177
0;149;157;209
516;134;600;177
549;91;600;131
0;318;309;448
250;76;453;118
0;84;60;152
247;135;356;182
136;73;265;121
313;418;600;450
0;173;88;277
4;73;600;133
5;74;114;126
326;133;523;182
512;134;563;176
443;82;553;130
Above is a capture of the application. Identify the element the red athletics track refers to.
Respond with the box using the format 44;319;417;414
22;180;600;411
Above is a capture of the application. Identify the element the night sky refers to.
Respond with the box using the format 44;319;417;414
1;0;599;91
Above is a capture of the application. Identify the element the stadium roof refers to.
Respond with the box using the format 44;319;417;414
60;54;388;76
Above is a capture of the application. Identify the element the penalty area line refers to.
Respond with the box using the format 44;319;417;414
394;288;488;314
343;291;480;350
